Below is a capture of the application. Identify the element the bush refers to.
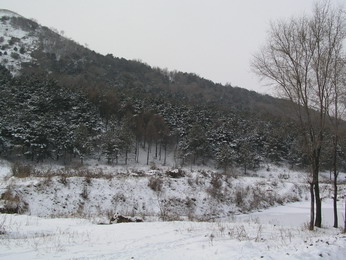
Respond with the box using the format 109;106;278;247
235;189;244;207
207;174;223;200
0;187;28;214
148;176;163;193
80;186;88;200
58;175;68;186
166;169;185;178
11;163;35;178
0;219;6;235
10;52;20;60
8;37;20;45
1;16;10;23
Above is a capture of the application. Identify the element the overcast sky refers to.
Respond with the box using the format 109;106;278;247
0;0;344;94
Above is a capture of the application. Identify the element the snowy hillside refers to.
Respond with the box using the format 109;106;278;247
0;9;40;75
1;158;345;219
0;160;308;219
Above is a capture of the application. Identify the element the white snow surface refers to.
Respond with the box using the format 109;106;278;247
0;159;345;259
0;201;345;260
0;10;39;75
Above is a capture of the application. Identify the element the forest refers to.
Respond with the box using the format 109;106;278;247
0;13;345;176
0;63;342;173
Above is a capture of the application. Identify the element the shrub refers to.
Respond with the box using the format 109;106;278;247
80;186;88;200
8;37;20;45
0;187;28;214
58;175;68;186
166;169;185;178
10;52;20;60
1;16;10;23
148;176;163;193
11;162;35;178
235;189;244;207
207;174;224;200
0;218;6;235
149;161;158;170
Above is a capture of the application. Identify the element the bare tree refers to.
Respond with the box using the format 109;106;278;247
252;1;345;229
327;51;346;228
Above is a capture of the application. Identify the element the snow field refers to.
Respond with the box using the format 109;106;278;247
0;159;345;259
0;211;345;260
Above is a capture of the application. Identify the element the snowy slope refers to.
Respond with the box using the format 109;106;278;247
0;158;345;222
0;160;317;220
0;9;39;75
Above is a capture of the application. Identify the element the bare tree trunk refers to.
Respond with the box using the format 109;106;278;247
312;152;322;228
155;140;158;159
309;182;315;230
134;140;138;163
333;136;338;228
164;144;167;166
333;177;338;228
115;150;118;165
314;182;322;228
146;143;150;165
344;198;346;233
159;142;162;161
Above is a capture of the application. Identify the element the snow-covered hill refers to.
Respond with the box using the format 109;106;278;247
0;9;40;75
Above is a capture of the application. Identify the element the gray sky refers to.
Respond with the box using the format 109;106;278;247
0;0;344;94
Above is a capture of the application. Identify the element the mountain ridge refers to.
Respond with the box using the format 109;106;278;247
0;9;286;115
0;9;21;18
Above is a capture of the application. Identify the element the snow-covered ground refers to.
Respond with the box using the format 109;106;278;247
0;158;345;259
236;199;345;228
0;200;345;260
